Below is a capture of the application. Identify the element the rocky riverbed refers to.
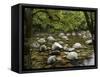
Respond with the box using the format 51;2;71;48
24;31;94;69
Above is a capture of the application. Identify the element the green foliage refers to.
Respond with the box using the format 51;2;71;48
31;9;91;33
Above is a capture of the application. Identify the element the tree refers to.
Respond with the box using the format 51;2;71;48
24;8;33;69
83;11;95;38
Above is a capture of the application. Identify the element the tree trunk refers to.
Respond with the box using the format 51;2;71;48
24;8;33;69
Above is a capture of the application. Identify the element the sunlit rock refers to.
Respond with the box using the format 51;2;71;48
67;48;75;52
59;33;65;37
52;42;63;50
38;38;46;44
62;36;69;40
85;39;92;45
66;33;71;36
47;36;55;42
73;43;82;49
72;32;76;36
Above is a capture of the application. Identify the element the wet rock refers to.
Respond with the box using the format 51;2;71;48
67;52;78;60
85;40;92;45
62;36;69;40
47;55;56;64
31;42;40;48
73;43;82;49
47;36;55;42
40;45;47;51
52;42;63;50
38;38;46;44
59;33;65;37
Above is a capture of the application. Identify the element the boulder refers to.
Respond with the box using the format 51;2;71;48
59;33;65;37
47;55;56;64
40;45;47;51
31;42;40;48
73;43;82;49
61;36;69;40
38;38;46;44
52;42;63;50
67;52;78;60
47;36;55;42
85;40;92;45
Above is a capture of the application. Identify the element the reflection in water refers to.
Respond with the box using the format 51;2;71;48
82;53;94;66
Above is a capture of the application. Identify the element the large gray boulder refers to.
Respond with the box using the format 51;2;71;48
52;42;63;50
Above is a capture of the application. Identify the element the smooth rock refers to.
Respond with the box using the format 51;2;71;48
85;40;92;45
67;52;78;60
58;41;64;45
73;43;82;49
40;45;47;51
72;32;76;36
47;36;55;42
31;42;40;48
47;55;56;64
62;36;69;40
52;42;63;50
67;48;75;52
66;33;71;36
38;38;46;44
59;33;65;37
